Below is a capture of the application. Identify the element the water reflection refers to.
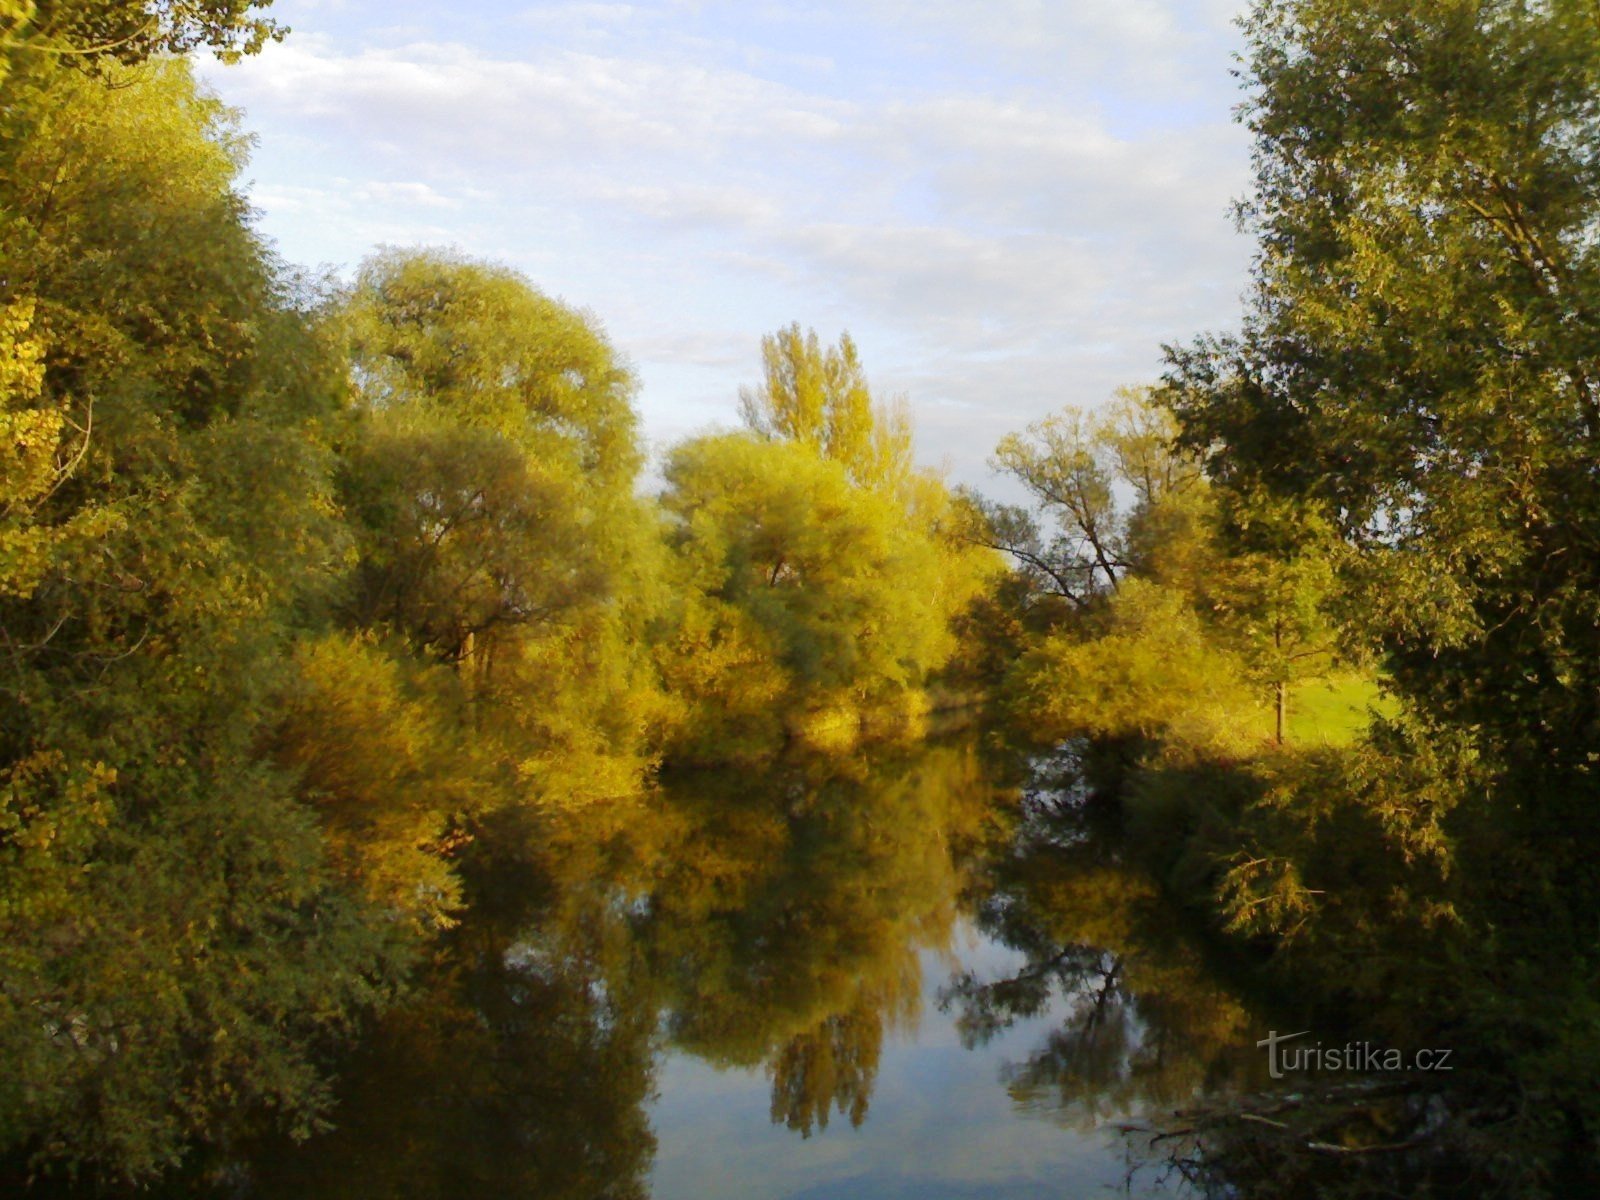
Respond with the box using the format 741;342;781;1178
42;740;1287;1199
642;742;1010;1136
942;759;1272;1131
239;877;660;1199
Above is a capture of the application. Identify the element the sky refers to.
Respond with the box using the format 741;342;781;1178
198;0;1257;490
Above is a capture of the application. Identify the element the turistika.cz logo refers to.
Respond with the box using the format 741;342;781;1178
1255;1030;1454;1079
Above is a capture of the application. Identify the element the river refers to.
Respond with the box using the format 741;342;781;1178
107;736;1289;1199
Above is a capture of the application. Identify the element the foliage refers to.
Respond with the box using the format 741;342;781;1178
270;636;472;935
1165;0;1600;785
982;388;1203;609
658;433;990;758
1;0;281;83
1143;2;1600;1184
1009;578;1261;759
1;56;1011;1179
991;386;1352;757
342;248;640;495
334;247;665;825
738;323;913;494
34;0;1600;1187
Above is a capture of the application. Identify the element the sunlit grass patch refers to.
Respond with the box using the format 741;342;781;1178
1288;672;1396;747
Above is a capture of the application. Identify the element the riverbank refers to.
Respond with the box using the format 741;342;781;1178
1044;723;1600;1197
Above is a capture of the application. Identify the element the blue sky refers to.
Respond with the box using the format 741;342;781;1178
200;0;1255;488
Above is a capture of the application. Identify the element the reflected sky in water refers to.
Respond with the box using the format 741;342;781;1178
638;742;1270;1199
76;738;1274;1200
648;933;1146;1200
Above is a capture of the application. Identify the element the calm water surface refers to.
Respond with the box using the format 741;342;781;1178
649;930;1148;1200
139;738;1281;1200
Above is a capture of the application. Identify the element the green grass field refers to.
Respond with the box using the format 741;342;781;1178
1286;671;1396;747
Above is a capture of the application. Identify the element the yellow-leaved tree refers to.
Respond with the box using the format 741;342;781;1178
659;326;998;759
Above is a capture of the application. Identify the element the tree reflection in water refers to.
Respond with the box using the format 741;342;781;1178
237;815;663;1200
643;740;1011;1136
210;737;1017;1196
48;740;1289;1199
940;758;1269;1133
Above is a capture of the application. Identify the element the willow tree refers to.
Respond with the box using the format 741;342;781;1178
991;386;1344;753
334;249;663;825
659;434;966;755
663;324;997;756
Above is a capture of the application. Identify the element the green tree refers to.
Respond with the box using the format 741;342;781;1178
658;434;985;756
334;248;664;846
339;250;646;670
1197;493;1343;746
0;61;408;1180
983;388;1203;611
663;326;996;758
739;323;913;494
1008;578;1261;759
343;249;640;496
1166;0;1600;774
1;0;280;83
1159;1;1600;1177
992;386;1349;753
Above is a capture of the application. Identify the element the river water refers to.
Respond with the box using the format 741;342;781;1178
129;736;1285;1199
648;928;1164;1200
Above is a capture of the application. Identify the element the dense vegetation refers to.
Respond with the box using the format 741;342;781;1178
978;1;1600;1193
0;9;993;1180
6;0;1600;1195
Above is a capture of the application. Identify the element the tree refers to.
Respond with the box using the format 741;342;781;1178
984;388;1203;611
661;327;996;759
1165;0;1600;774
334;249;664;836
739;323;913;494
339;249;647;663
1;0;280;84
0;297;104;607
1008;578;1261;759
1159;1;1600;1170
1218;549;1338;746
659;434;962;754
991;385;1347;752
0;61;409;1180
1193;491;1344;746
338;422;605;667
343;249;640;495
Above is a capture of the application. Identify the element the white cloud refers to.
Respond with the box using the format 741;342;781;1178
222;40;855;166
848;0;1246;94
355;180;462;208
204;1;1255;487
